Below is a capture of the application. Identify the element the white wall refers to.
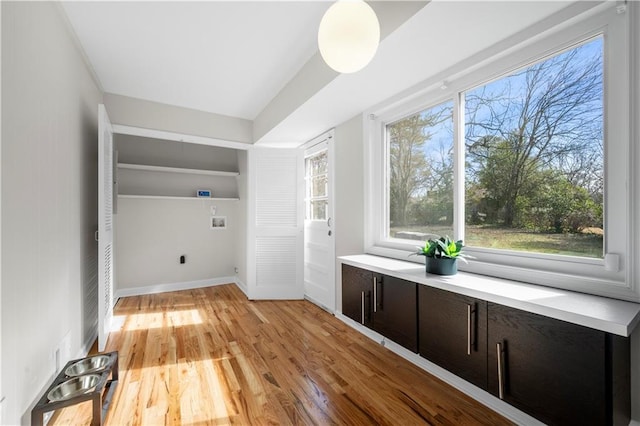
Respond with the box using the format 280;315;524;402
333;114;365;312
104;93;253;144
235;150;249;293
0;0;3;417
1;2;102;424
115;198;237;293
632;326;639;422
631;3;640;420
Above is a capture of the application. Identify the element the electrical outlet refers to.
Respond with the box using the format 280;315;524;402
52;332;73;376
234;267;239;274
60;332;72;370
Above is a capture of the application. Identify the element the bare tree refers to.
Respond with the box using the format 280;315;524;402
466;41;603;227
389;106;451;227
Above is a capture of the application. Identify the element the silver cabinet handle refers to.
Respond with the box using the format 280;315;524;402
361;291;365;325
327;217;332;227
467;304;472;355
497;342;505;399
373;277;377;313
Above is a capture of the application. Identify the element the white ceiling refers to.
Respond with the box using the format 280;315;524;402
258;0;578;145
61;1;329;120
61;1;580;146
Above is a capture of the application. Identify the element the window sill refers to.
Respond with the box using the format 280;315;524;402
367;244;635;302
339;253;640;336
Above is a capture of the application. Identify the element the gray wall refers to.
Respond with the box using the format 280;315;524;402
115;198;238;291
104;93;253;144
115;135;241;199
1;2;102;424
114;135;242;292
333;114;365;312
116;134;240;172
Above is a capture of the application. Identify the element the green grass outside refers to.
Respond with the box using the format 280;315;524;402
391;224;603;258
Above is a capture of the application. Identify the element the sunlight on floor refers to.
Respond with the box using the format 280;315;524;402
113;309;204;331
112;356;233;424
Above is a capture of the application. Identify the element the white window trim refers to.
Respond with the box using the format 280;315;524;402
365;2;640;302
304;143;330;222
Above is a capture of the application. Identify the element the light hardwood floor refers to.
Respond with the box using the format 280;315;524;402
50;284;512;425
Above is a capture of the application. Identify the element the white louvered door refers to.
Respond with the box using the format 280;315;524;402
248;148;304;299
98;104;114;351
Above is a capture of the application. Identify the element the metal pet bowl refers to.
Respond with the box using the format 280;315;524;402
65;354;111;377
47;374;100;402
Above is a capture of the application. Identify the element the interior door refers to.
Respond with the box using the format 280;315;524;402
248;147;304;299
98;104;115;351
303;131;336;311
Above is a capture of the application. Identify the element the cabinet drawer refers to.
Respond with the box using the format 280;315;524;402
372;275;418;352
487;303;628;426
341;264;372;326
419;286;487;389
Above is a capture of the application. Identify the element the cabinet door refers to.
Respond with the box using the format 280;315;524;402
488;303;606;426
372;275;418;352
419;286;487;389
341;264;372;326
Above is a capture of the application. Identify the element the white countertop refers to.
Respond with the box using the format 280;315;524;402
339;254;640;337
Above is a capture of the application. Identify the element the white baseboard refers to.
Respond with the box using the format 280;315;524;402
78;331;98;359
334;312;544;426
304;295;335;314
234;277;248;296
115;276;236;299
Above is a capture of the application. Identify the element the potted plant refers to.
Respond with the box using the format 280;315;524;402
413;236;467;275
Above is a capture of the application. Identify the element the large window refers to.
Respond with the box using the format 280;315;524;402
388;101;454;241
464;37;603;258
369;3;634;299
385;38;603;257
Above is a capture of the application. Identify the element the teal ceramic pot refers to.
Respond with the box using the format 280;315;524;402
425;257;458;275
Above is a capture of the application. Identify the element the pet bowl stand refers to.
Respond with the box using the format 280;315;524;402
31;351;119;426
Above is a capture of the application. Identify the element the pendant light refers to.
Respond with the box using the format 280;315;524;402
317;0;380;74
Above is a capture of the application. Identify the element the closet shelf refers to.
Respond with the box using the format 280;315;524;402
118;194;239;201
118;163;240;177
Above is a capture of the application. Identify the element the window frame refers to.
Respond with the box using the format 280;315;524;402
304;145;329;222
365;2;637;301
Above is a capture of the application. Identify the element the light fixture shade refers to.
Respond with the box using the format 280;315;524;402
318;0;380;74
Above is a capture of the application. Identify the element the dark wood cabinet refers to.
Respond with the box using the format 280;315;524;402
372;275;418;352
341;261;632;426
342;265;417;352
487;303;630;426
418;286;487;389
341;264;373;326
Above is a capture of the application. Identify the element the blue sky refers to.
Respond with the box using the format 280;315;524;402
418;36;604;171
